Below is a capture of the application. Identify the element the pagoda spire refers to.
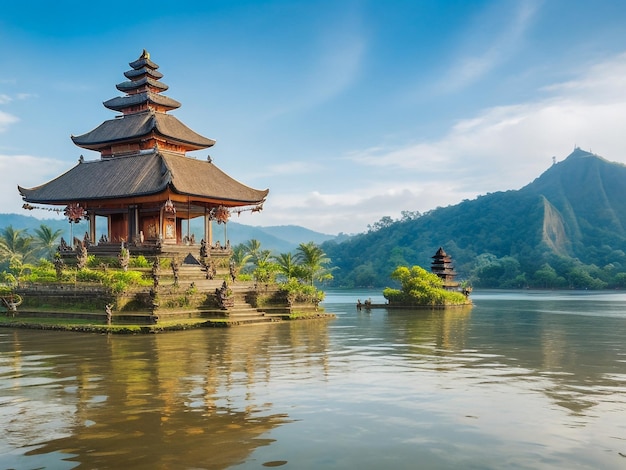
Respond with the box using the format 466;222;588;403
103;49;181;115
72;50;215;156
431;247;459;289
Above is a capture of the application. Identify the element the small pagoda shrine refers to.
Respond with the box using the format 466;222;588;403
431;247;459;290
19;50;268;256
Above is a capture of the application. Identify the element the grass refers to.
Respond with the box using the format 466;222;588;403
288;310;335;320
0;314;218;333
0;316;97;326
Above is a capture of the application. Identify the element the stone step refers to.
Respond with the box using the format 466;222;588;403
228;310;264;317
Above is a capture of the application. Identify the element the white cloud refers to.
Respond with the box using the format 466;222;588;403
352;52;626;195
0;154;68;215
0;111;19;132
16;93;37;100
0;92;36;104
262;51;626;234
254;179;475;234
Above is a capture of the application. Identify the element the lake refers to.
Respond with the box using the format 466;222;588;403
1;289;625;469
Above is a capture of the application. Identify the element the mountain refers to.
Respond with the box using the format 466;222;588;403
0;214;91;240
0;214;338;254
322;148;626;288
210;222;337;252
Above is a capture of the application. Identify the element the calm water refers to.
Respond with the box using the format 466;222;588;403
1;290;625;469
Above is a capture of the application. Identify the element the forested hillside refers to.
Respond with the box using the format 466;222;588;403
322;148;626;289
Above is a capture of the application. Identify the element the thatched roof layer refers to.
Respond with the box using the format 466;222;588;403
103;91;181;112
18;150;268;206
71;111;215;149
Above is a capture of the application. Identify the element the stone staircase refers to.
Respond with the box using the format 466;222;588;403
172;263;281;325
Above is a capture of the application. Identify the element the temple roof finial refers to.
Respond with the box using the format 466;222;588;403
140;49;150;60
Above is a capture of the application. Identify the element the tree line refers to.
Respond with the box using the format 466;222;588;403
323;210;626;290
0;225;64;269
231;239;334;286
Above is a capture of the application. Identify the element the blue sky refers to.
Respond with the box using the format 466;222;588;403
2;0;626;235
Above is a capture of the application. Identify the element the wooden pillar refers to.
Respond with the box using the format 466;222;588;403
89;212;96;244
128;206;137;243
159;207;164;242
204;210;212;245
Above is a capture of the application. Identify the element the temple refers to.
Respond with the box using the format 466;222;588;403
18;50;268;255
9;51;332;326
431;247;459;290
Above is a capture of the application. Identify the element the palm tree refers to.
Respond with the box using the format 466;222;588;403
33;224;64;260
244;239;262;260
231;243;252;273
251;249;277;283
295;242;334;285
274;252;302;281
0;225;36;265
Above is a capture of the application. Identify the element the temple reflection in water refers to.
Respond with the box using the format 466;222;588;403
2;321;330;468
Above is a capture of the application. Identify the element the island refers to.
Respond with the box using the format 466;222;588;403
359;247;472;309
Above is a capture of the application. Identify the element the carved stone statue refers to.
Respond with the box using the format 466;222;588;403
105;303;113;325
171;258;180;287
151;258;161;290
76;242;88;270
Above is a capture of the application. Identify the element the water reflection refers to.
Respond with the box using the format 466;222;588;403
0;322;332;469
350;300;626;417
1;291;626;469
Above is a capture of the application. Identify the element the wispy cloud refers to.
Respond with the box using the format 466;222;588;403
0;111;19;132
288;50;626;233
256;176;477;234
16;93;37;100
305;29;366;104
0;154;68;214
266;161;323;176
0;92;36;131
263;11;366;119
0;92;37;104
437;1;539;93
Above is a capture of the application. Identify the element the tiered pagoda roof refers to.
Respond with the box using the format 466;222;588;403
431;247;458;287
19;50;268;210
19;150;267;206
71;49;215;155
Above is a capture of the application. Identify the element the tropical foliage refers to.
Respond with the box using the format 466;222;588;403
5;257;151;293
0;224;65;270
32;225;64;260
383;266;469;306
0;223;155;295
232;239;333;301
0;226;36;266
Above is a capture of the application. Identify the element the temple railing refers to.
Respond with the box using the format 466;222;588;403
57;240;232;259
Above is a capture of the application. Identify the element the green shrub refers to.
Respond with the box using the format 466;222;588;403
110;280;128;294
0;272;16;285
384;266;469;306
106;270;151;293
18;261;58;283
37;259;54;270
76;268;107;283
0;285;13;296
130;255;151;268
279;278;325;304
